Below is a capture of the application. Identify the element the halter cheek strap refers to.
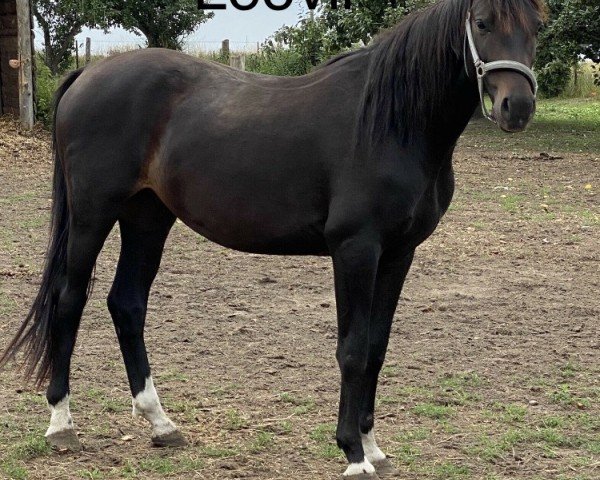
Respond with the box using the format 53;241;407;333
464;12;538;122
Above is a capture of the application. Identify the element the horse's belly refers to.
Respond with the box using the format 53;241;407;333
157;170;329;255
178;210;329;256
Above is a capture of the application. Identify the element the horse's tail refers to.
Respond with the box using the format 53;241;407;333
0;68;85;386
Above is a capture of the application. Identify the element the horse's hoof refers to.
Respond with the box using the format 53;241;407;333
151;430;187;447
341;474;380;480
373;458;400;477
46;429;82;452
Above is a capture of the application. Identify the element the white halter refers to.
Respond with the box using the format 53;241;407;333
464;12;538;122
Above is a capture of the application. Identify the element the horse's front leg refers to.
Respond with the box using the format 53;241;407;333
331;236;381;478
359;249;415;476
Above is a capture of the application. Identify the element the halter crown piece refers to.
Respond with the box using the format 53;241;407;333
464;12;538;122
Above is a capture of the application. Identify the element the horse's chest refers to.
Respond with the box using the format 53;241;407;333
385;170;454;247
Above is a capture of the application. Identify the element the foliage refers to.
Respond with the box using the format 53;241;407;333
246;48;311;76
108;0;214;50
535;0;600;96
267;13;332;68
318;0;433;50
33;0;111;75
267;0;435;69
34;54;59;126
537;60;572;98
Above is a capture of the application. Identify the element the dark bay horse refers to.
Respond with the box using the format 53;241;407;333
1;0;546;477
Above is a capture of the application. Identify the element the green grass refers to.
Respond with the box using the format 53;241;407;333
12;434;51;460
200;445;239;458
135;456;204;475
0;291;18;316
463;98;600;154
224;409;248;431
309;423;343;459
250;431;275;453
0;462;28;480
412;403;454;420
279;392;316;414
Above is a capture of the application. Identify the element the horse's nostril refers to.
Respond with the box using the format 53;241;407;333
501;97;511;121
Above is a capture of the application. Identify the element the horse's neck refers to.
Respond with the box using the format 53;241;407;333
427;69;480;152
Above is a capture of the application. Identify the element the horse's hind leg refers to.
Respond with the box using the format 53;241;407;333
46;221;116;451
106;190;184;446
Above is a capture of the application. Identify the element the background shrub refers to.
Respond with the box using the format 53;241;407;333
35;54;59;127
537;61;572;98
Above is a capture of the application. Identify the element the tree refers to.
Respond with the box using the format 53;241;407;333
33;0;110;75
268;0;435;69
109;0;214;50
319;0;433;51
535;0;600;96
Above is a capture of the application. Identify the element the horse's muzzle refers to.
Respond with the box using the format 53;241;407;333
498;93;536;132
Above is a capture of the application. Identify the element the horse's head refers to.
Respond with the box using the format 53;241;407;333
466;0;545;132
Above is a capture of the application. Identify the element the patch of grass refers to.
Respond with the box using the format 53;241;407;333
381;364;401;378
0;291;18;316
539;415;565;429
0;461;28;480
579;209;600;226
549;384;591;408
279;392;315;414
377;395;401;406
412;403;453;420
393;444;422;465
309;423;343;459
492;402;527;423
439;372;483;388
12;434;51;460
500;194;524;214
200;445;239;458
20;217;46;230
224;409;248;431
137;457;177;475
397;385;433;401
560;362;579;379
436;373;483;406
77;468;104;479
100;397;127;414
208;383;240;398
250;431;275;453
394;427;431;443
135;456;204;475
430;462;470;479
572;413;600;433
473;425;581;464
583;439;600;455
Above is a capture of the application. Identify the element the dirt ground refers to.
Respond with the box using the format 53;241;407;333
0;115;598;480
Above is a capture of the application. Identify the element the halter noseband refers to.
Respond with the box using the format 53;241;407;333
464;11;538;122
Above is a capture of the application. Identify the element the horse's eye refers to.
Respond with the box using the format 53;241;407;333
475;19;487;31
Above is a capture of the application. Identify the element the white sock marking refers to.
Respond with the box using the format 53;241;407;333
343;457;375;477
133;376;178;437
361;429;386;463
45;395;74;436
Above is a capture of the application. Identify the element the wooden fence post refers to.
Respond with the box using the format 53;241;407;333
75;39;79;68
85;37;91;65
230;53;246;71
15;0;34;129
221;39;230;59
